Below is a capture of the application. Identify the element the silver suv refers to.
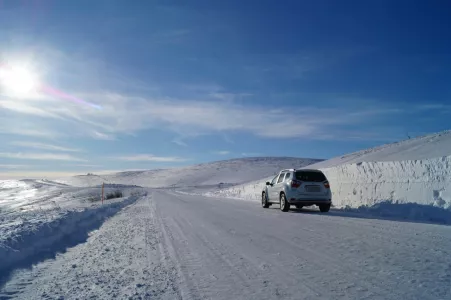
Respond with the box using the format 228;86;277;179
262;169;332;212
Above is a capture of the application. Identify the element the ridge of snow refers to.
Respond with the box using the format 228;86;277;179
207;130;451;213
309;129;451;168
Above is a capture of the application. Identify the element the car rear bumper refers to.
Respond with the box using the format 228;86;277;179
287;198;331;205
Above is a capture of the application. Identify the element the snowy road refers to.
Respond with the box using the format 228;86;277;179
2;191;451;299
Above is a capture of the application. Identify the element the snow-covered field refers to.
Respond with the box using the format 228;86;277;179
0;179;144;281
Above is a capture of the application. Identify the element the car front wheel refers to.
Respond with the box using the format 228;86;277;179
262;192;269;208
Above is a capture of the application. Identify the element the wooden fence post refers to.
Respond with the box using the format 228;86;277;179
101;182;104;204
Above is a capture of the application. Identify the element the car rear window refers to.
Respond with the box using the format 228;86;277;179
295;171;326;182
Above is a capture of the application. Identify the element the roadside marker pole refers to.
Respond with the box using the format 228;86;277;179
101;183;104;204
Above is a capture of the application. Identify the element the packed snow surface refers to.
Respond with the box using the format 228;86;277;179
2;191;450;299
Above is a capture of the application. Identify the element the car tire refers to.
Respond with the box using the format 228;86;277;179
262;192;269;208
319;204;331;212
280;193;290;212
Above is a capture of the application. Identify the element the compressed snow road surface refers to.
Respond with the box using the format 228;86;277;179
2;191;451;299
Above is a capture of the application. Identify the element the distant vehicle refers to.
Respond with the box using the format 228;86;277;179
262;169;332;212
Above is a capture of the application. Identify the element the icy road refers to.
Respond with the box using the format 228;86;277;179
2;191;451;300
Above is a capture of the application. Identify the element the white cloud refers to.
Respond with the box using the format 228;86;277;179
0;164;28;169
0;152;87;161
210;93;253;101
0;100;61;119
89;131;116;141
0;170;82;179
222;134;235;144
1;90;397;140
0;126;59;138
114;154;186;162
242;152;262;157
213;150;230;155
172;138;187;147
10;141;81;152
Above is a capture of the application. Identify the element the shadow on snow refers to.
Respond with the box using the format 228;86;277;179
281;201;451;226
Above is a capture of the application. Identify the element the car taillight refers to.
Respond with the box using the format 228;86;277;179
324;181;330;189
291;180;302;188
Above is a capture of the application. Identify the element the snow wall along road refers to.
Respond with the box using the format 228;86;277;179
321;156;451;209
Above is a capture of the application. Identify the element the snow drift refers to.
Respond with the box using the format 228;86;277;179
209;130;451;213
311;130;451;209
0;194;141;280
0;179;144;280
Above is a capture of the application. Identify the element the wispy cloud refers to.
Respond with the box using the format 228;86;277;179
0;126;59;139
172;138;188;147
4;88;423;141
68;164;101;168
0;152;87;161
0;164;29;169
114;154;186;162
242;152;262;157
0;100;61;119
10;141;82;152
89;131;116;141
213;150;230;155
222;134;235;144
0;171;80;179
210;93;253;102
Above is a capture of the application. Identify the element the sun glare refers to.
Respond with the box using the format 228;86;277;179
0;64;39;97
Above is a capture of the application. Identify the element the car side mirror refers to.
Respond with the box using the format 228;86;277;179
266;181;271;186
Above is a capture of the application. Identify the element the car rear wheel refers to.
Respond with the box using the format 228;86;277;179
280;193;290;212
319;204;331;212
262;193;269;208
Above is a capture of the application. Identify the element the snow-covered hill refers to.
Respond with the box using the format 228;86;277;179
55;157;322;188
209;130;451;211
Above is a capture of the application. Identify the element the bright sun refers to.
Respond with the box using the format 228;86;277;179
0;64;39;97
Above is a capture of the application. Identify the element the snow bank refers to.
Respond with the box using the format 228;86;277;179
320;156;451;208
0;194;141;278
206;130;451;222
309;131;451;208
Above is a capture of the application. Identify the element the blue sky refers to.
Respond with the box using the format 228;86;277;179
0;0;451;178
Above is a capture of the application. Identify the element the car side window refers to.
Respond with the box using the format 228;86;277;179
284;173;291;181
271;175;278;185
277;173;285;183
